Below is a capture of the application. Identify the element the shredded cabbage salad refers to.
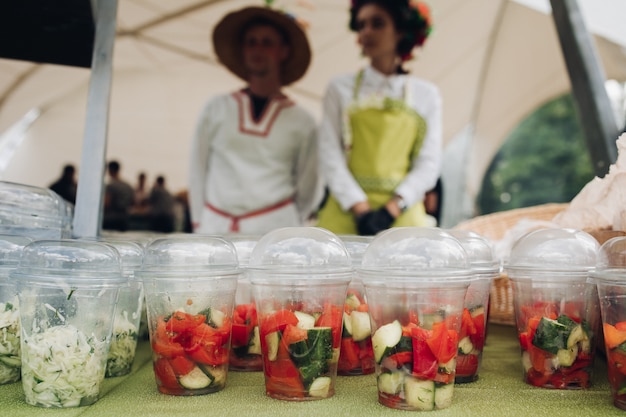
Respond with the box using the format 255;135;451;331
106;311;139;377
0;298;21;384
21;324;108;408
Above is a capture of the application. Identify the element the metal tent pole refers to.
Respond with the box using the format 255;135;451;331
550;0;619;177
72;0;118;238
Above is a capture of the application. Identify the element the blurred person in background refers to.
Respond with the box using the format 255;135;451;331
316;0;442;235
188;6;322;234
49;163;77;204
103;160;134;231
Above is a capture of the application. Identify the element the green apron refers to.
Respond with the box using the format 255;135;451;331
317;70;429;235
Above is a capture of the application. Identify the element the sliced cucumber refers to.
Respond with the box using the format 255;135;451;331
556;345;578;367
567;324;591;354
201;308;225;328
307;327;333;361
439;358;456;374
372;320;402;363
208;366;227;387
295;311;316;329
350;311;371;342
458;336;473;354
404;376;435;411
248;326;261;355
521;351;532;372
309;376;331;398
378;371;404;395
179;366;212;389
434;383;454;409
470;305;485;318
420;312;444;330
266;331;280;361
345;293;362;310
342;312;353;337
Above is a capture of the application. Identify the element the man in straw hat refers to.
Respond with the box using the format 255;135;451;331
189;5;322;234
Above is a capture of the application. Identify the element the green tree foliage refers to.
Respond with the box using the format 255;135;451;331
478;94;595;214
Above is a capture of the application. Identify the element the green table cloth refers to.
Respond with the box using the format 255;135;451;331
1;324;622;416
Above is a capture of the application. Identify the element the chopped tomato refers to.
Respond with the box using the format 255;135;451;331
459;308;477;340
152;339;185;359
316;303;343;346
264;358;304;398
411;327;438;380
356;303;369;313
550;369;590;388
526;367;551;387
260;309;299;336
154;357;180;390
408;310;420;325
169;356;196;376
604;323;626;350
187;341;228;366
426;322;458;364
281;324;308;345
338;337;361;371
528;344;551;373
381;351;413;370
235;303;257;324
166;311;205;333
456;354;478;376
519;331;531;352
231;323;249;347
470;313;486;350
609;350;626;376
402;322;419;337
616;321;626;332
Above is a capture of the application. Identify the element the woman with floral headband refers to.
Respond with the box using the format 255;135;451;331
316;0;441;235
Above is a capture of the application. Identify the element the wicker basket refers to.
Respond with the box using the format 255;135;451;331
454;203;569;325
454;203;626;325
453;203;569;241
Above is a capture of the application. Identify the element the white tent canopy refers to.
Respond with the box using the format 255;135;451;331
0;0;625;225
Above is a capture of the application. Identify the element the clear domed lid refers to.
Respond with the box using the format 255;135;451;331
359;228;472;281
447;230;500;275
596;236;626;270
507;228;598;275
140;235;239;276
338;235;372;267
590;237;626;284
248;227;352;276
0;181;67;225
10;240;125;286
0;235;33;276
99;239;143;276
225;235;261;267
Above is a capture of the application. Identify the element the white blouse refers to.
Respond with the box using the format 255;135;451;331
318;65;442;210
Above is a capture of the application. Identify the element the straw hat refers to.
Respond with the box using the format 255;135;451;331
212;6;311;86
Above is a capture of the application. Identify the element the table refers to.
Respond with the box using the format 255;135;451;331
2;324;623;416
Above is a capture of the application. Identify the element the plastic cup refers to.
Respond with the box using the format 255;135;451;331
448;230;500;383
138;236;239;396
507;228;599;389
591;236;626;409
226;235;263;372
100;239;144;377
337;235;375;376
248;227;352;401
358;228;472;411
0;235;32;385
11;240;125;408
